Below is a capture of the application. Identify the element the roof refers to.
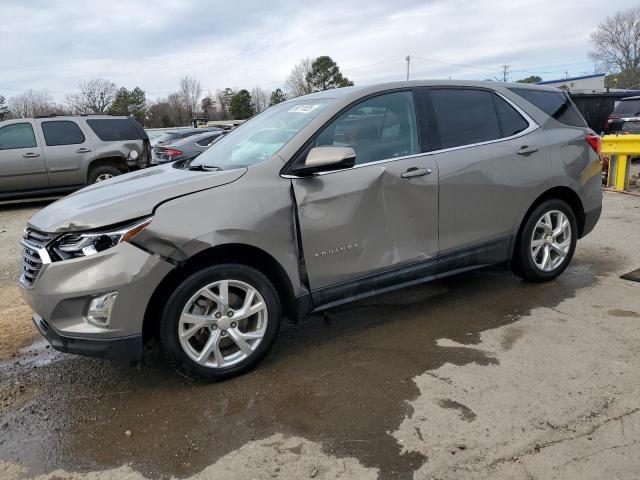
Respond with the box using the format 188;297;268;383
536;73;605;85
286;79;560;104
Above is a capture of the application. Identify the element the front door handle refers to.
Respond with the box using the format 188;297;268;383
76;147;92;153
23;152;40;158
401;167;432;179
517;146;538;155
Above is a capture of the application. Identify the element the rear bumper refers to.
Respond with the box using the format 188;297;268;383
33;313;142;363
581;204;602;238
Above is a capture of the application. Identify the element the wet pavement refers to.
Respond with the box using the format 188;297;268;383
0;192;639;479
0;252;611;479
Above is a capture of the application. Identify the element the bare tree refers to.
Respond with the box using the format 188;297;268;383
168;92;189;126
284;58;313;98
179;75;203;119
251;86;269;113
216;88;234;120
65;78;117;113
590;7;640;88
9;90;58;117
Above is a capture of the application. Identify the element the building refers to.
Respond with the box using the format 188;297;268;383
536;74;606;94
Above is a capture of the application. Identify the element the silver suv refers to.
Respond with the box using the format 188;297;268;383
0;115;149;199
19;81;602;380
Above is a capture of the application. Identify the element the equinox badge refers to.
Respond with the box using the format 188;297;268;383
313;242;361;260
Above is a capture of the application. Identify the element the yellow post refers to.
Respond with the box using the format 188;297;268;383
601;134;640;191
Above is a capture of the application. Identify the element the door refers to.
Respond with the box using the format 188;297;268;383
0;121;48;192
36;119;93;187
424;88;550;264
291;90;439;294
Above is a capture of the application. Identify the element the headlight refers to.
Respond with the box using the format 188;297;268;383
51;217;152;260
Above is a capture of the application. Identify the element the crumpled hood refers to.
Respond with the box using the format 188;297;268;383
28;164;247;233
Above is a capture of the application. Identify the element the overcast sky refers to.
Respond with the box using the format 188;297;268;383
0;0;634;102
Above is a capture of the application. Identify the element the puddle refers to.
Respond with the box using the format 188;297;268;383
0;251;615;479
0;339;60;372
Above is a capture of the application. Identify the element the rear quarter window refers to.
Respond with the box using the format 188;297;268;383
86;118;147;141
493;95;529;137
510;88;587;127
613;100;640;116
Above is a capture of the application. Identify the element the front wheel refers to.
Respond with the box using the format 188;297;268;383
160;264;281;381
512;199;578;282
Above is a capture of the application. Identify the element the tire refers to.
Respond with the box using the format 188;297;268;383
88;165;122;185
160;264;281;381
512;199;578;283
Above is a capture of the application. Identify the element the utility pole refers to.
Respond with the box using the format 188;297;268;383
500;64;511;82
406;55;411;81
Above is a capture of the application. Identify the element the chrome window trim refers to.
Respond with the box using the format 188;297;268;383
282;90;539;179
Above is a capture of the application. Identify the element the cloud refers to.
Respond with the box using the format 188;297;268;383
0;0;634;101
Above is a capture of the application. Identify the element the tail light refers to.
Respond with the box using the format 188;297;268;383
604;116;611;132
162;148;183;157
585;134;601;154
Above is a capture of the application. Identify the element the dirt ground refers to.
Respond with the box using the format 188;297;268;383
0;200;51;359
0;192;639;480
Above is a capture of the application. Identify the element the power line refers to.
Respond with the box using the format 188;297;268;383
342;58;404;73
411;55;499;71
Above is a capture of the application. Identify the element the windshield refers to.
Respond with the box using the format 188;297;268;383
192;99;331;168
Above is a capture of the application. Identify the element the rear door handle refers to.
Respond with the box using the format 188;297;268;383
517;146;538;155
22;152;40;158
76;147;92;153
401;167;432;179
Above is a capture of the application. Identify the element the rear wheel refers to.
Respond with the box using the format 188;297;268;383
160;264;281;381
512;199;577;282
88;165;122;184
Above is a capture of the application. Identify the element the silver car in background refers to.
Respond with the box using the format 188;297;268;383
0;115;149;199
152;130;225;165
19;80;602;381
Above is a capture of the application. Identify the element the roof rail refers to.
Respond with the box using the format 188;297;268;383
31;113;128;119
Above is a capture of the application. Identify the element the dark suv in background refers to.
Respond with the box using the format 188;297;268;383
605;96;640;134
0;115;149;199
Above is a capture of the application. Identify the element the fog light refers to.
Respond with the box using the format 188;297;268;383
86;292;118;328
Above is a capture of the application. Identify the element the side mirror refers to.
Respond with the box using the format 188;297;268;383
291;146;356;176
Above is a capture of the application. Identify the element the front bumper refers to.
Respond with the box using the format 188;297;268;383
19;241;174;360
32;314;142;363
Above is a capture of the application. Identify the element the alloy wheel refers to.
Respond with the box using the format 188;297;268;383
178;279;268;368
530;210;572;272
95;173;114;182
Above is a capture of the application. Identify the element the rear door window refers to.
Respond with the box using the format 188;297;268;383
510;88;587;127
86;118;147;141
314;90;420;165
430;89;501;149
493;95;530;137
0;123;37;150
41;120;86;146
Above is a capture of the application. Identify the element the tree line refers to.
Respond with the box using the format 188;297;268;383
0;55;352;126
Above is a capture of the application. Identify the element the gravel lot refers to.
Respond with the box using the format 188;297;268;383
0;192;639;480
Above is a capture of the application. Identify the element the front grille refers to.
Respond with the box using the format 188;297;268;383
20;229;57;286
